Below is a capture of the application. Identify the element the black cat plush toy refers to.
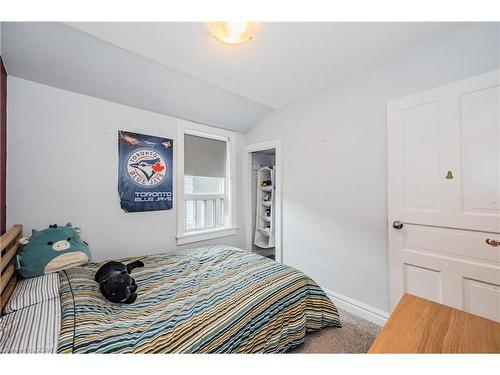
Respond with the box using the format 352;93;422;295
94;260;144;304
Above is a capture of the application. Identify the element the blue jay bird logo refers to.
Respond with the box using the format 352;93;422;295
126;149;167;187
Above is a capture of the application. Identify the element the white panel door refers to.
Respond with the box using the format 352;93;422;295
388;70;500;232
388;70;500;321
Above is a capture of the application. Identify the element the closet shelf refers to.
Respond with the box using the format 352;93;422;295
255;240;273;249
254;164;275;252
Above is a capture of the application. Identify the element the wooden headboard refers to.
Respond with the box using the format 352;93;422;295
0;224;22;313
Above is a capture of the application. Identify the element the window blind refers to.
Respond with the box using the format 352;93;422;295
184;134;227;178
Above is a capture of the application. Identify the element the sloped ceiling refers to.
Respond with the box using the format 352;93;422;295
1;22;271;132
1;22;472;132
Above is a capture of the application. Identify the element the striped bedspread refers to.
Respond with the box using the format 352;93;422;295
58;246;341;353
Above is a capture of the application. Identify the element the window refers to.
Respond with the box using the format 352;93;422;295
176;121;237;245
184;176;225;232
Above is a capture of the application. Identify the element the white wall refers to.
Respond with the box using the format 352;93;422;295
245;23;500;314
7;77;246;261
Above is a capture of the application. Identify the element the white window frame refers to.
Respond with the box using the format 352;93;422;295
176;119;238;245
184;190;225;232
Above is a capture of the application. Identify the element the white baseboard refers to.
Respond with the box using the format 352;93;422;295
321;286;389;327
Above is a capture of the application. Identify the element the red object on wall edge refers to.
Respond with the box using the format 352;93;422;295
0;56;7;235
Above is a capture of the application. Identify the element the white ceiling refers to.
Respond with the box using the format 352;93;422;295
69;22;466;108
2;22;474;132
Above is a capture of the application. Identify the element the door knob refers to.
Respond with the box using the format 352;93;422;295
392;221;404;229
486;239;499;247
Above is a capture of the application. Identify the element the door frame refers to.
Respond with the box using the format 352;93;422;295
245;139;283;263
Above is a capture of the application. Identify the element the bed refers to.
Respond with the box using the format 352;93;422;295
0;225;341;353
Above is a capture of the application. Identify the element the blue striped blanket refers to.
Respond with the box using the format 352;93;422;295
58;246;341;353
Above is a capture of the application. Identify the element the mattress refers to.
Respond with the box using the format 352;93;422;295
57;245;341;353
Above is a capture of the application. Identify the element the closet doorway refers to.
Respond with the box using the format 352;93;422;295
245;140;282;263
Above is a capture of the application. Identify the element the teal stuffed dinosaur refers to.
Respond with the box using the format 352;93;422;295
16;223;91;279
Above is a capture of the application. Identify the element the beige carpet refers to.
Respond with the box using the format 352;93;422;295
290;308;381;353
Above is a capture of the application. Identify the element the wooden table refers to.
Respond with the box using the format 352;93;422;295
368;294;500;353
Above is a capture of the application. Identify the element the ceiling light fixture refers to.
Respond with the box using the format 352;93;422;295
208;22;256;45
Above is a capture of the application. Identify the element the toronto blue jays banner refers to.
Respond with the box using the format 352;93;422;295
118;131;173;212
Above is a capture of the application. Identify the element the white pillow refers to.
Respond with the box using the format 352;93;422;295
3;273;59;314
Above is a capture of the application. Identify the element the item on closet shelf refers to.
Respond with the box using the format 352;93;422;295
95;260;144;304
262;215;271;223
16;223;91;279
